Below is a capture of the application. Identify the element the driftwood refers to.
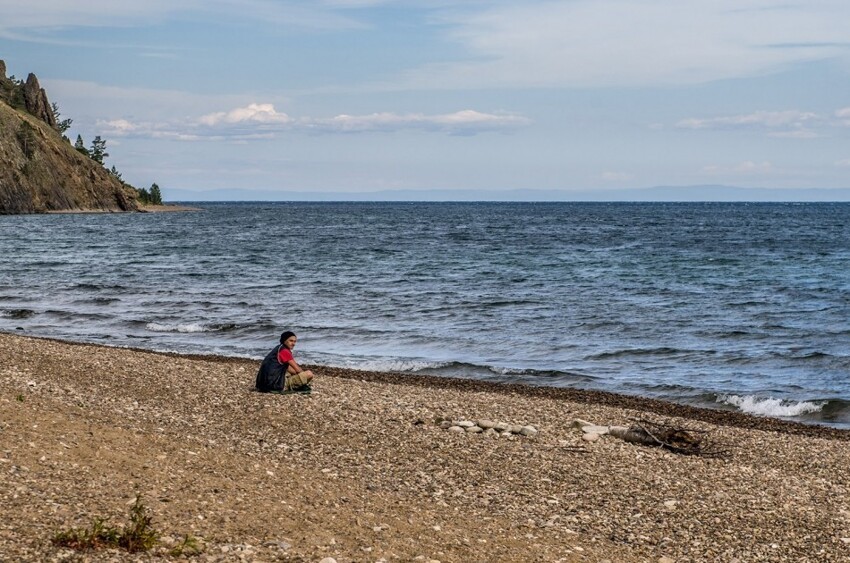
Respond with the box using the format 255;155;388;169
609;418;731;458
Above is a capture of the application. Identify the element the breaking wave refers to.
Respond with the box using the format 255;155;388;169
717;394;825;418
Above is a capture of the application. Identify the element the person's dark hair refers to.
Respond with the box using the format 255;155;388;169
280;331;296;344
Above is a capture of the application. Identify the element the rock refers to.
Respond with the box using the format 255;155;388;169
319;558;338;563
23;73;57;129
663;500;678;509
571;418;593;429
478;419;496;429
466;425;483;433
608;425;630;437
456;420;475;428
439;420;453;429
447;426;465;434
483;428;499;437
494;422;510;432
509;425;524;434
659;557;675;563
0;60;5;79
582;432;600;442
520;425;538;437
581;425;609;435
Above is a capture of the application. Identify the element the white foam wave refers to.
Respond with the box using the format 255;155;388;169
319;357;451;373
145;322;214;333
717;394;824;418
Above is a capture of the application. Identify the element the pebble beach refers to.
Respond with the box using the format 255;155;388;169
1;332;849;562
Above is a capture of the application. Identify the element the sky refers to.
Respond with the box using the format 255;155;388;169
2;0;850;200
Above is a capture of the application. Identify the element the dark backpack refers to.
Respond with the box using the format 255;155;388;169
255;345;286;392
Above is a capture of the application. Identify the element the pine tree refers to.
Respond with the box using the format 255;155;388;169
89;136;108;164
149;183;163;205
74;135;89;156
51;102;73;133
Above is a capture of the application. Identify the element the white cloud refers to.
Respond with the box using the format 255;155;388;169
601;171;633;182
835;158;850;167
396;1;850;89
702;161;775;175
836;107;850;126
199;103;292;126
676;110;820;130
97;104;530;140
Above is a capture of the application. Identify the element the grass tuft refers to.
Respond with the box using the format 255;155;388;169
52;495;159;553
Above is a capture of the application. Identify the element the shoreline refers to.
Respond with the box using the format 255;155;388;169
43;203;202;214
2;331;850;561
14;331;850;440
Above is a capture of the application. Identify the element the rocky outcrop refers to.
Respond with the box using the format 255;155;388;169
0;68;139;214
22;73;57;130
0;60;6;79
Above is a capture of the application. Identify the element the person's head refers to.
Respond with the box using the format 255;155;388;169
280;331;297;349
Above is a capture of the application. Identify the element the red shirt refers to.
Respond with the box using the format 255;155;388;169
277;347;294;365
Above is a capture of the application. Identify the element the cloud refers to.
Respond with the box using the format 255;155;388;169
199;103;292;126
393;1;850;89
97;104;530;140
676;110;820;130
702;161;775;175
601;171;633;182
836;107;850;126
835;158;850;168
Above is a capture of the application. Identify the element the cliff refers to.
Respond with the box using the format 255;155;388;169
0;61;139;214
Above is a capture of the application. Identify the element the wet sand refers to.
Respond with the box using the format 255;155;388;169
1;332;848;562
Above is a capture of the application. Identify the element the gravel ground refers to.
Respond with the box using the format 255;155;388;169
1;332;849;562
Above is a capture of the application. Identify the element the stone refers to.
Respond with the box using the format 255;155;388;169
483;428;499;437
494;422;510;431
466;425;483;433
663;500;678;509
520;425;538;437
447;426;465;434
608;425;630;437
581;425;609;435
509;425;524;434
582;432;600;442
571;418;593;429
456;420;475;428
23;73;57;129
438;420;453;429
478;419;496;429
0;60;5;79
319;558;338;563
658;557;675;563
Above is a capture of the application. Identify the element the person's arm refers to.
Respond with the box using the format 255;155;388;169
287;359;305;374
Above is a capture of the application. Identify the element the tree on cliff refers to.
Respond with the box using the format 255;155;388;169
89;136;108;164
74;135;89;156
50;102;73;134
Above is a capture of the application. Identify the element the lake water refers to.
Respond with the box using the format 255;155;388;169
2;202;849;425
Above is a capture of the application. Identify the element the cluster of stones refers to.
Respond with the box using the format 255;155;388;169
571;418;630;442
438;418;538;438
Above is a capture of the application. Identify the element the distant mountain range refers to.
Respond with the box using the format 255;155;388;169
166;185;850;203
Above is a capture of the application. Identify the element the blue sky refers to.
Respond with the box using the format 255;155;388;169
2;1;850;199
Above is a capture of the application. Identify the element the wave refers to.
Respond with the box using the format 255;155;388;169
716;394;825;418
145;322;243;333
586;347;714;360
0;308;35;319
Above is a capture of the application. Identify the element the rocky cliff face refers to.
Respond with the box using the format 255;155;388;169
0;60;139;214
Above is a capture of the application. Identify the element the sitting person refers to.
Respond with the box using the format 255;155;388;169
255;331;314;394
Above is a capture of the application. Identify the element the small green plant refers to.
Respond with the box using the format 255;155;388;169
170;534;202;557
52;495;159;553
15;394;24;402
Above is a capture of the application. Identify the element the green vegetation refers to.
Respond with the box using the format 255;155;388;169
137;182;163;205
89;135;108;164
170;535;202;557
52;495;159;553
16;121;37;159
51;102;73;134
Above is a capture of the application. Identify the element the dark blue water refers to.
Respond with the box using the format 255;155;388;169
2;202;849;425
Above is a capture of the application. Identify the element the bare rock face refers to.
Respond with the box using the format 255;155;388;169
0;60;6;79
23;73;57;129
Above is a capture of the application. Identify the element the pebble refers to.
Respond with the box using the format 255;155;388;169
520;425;538;437
478;419;496;429
582;433;600;442
659;557;675;563
456;421;475;428
664;500;678;509
466;425;483;433
319;558;338;563
439;420;453;429
483;428;499;437
571;418;593;429
510;425;524;434
581;425;610;435
447;426;465;434
494;422;510;432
